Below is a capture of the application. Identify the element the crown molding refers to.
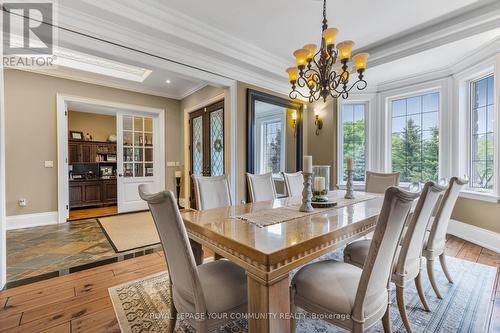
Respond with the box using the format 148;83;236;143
13;67;187;100
57;2;290;95
359;0;500;68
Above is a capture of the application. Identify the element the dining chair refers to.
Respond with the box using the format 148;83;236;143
423;177;467;299
192;174;232;210
290;187;419;333
365;171;401;193
246;172;277;202
138;186;247;333
282;171;303;197
344;181;446;333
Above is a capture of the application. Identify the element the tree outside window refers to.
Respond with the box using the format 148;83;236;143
341;103;366;182
470;75;494;190
391;92;439;183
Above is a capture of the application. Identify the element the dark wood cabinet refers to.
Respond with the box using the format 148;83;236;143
68;140;116;164
69;179;116;208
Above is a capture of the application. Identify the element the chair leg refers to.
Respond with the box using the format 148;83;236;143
414;273;430;311
426;258;442;299
396;286;412;333
353;322;365;333
439;254;453;284
382;305;392;333
290;287;296;333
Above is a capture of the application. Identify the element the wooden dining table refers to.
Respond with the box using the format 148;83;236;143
180;190;385;333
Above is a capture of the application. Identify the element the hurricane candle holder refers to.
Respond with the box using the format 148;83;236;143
345;169;355;199
300;172;314;212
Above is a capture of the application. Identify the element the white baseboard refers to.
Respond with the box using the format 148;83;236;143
6;211;59;230
447;219;500;253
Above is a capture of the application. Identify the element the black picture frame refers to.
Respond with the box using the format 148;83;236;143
69;131;84;140
246;89;304;174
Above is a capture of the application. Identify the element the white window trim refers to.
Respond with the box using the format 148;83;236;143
337;100;370;187
380;81;448;188
255;109;286;176
453;57;499;200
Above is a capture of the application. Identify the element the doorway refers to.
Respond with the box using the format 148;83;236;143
57;95;165;223
189;100;225;208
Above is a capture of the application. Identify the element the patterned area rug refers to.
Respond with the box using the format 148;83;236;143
109;251;496;332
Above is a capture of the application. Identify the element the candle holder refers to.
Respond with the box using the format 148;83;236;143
345;169;355;199
300;172;314;212
313;189;328;202
175;176;184;210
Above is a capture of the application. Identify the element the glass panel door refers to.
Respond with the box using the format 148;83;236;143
189;100;225;208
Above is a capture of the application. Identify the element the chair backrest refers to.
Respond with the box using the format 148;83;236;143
396;181;446;278
426;177;467;254
365;171;400;193
138;186;207;314
353;187;418;321
246;172;277;202
282;171;303;197
192;174;232;210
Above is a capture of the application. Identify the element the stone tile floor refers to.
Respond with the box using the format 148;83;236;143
6;219;159;282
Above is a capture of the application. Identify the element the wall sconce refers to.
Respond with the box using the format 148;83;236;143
314;114;323;136
291;110;297;136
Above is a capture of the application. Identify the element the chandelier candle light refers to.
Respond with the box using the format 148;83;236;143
286;0;368;102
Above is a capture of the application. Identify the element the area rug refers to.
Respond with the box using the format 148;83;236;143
108;251;497;332
98;212;160;252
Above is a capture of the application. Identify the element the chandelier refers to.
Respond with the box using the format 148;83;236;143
287;0;368;102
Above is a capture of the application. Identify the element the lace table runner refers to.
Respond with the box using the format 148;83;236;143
232;192;381;227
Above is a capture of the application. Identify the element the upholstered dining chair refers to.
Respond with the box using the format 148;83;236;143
365;171;401;193
246;172;277;202
344;181;447;333
290;187;419;333
192;174;232;210
138;186;247;333
282;171;303;197
423;177;467;299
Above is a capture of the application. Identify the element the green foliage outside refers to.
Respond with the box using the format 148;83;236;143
342;120;365;181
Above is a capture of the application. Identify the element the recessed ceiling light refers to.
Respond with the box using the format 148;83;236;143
166;79;171;84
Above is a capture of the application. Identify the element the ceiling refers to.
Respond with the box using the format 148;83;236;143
10;0;500;98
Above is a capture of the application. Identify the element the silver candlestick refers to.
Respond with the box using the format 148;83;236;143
345;169;355;199
300;172;314;212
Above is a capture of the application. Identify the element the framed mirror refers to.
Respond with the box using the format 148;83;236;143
247;89;304;184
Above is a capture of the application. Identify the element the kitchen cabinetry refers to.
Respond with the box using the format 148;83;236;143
69;179;116;208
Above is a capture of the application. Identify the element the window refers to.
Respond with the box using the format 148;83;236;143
390;92;439;183
340;103;366;182
262;120;283;174
469;75;495;191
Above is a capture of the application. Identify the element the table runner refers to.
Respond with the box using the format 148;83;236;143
233;192;381;227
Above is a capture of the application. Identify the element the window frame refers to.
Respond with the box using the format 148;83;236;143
386;88;442;187
255;110;286;177
467;73;495;193
337;100;369;186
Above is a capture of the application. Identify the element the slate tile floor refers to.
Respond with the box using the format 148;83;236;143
6;219;160;282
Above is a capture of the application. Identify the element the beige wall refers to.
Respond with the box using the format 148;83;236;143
4;69;181;217
68;111;116;142
306;100;337;187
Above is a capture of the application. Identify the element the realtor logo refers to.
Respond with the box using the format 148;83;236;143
2;1;56;67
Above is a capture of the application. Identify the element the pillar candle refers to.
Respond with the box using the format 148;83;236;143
314;177;325;191
347;158;353;171
303;155;313;173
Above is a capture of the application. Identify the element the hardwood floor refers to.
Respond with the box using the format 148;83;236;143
0;236;498;333
68;206;118;221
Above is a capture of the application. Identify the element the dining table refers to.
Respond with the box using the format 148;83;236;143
180;190;385;333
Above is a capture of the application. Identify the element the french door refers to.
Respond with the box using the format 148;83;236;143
189;100;225;208
117;112;164;213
